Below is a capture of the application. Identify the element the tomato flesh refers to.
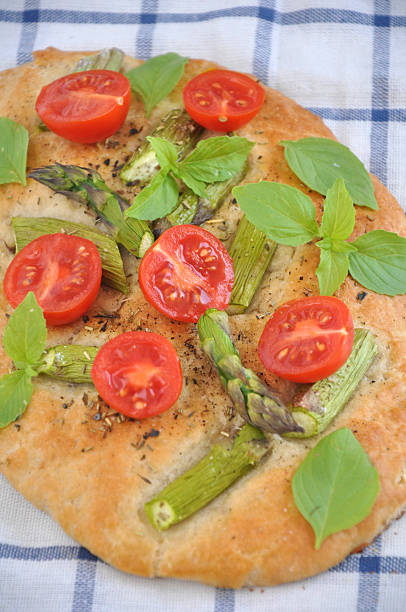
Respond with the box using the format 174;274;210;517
3;233;102;325
258;296;354;383
183;69;265;131
139;225;234;322
36;70;131;143
91;331;182;419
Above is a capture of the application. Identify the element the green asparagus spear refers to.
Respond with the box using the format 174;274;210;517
29;164;154;258
152;162;249;235
144;320;377;531
38;345;99;383
74;48;124;72
228;215;277;314
198;310;377;438
198;309;306;435
12;216;128;294
287;328;377;438
145;424;271;530
120;109;204;186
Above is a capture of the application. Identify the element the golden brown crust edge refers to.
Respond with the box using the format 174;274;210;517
0;48;405;588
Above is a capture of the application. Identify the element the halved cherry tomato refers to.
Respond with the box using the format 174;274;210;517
139;225;234;322
3;233;102;325
35;70;131;143
258;296;354;383
183;69;265;132
91;331;182;419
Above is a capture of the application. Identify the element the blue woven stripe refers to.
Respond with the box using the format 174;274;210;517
136;0;159;59
253;1;275;86
330;553;406;574
1;8;406;27
71;548;97;612
2;541;406;572
16;0;39;65
0;543;87;561
356;536;382;612
308;107;406;121
369;0;390;186
214;587;235;612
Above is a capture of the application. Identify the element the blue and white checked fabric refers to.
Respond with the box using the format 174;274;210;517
1;1;406;610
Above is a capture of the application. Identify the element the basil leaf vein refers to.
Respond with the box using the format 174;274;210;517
147;136;178;171
177;136;254;183
321;178;355;240
0;117;29;186
125;53;188;117
233;181;320;246
292;428;380;549
348;230;406;296
281;137;377;210
316;247;349;296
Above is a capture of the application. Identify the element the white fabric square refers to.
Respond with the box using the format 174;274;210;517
151;18;258;73
275;23;374;108
235;568;359;611
0;558;77;612
93;562;216;612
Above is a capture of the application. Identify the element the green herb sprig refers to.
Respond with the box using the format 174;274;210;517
0;117;29;186
125;135;254;221
292;427;380;549
0;293;46;427
233;177;406;296
280;137;378;210
125;53;188;117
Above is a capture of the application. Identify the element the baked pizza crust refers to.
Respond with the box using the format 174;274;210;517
0;48;405;588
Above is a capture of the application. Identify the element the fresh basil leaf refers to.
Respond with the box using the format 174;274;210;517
233;181;320;246
348;230;406;296
147;136;178;171
125;53;188;117
280;137;377;210
126;169;179;221
316;247;349;295
292;428;380;549
0;369;34;428
3;292;46;369
0;117;29;186
178;171;207;198
321;178;355;240
177;136;254;183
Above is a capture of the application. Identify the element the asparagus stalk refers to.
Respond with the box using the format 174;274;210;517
198;309;306;436
287;328;377;438
12;216;128;294
172;162;249;226
29;164;154;258
198;310;377;438
228;215;277;314
74;48;124;72
153;163;249;236
145;424;271;531
38;345;98;383
120;109;204;186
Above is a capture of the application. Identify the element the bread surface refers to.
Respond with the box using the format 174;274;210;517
0;48;405;588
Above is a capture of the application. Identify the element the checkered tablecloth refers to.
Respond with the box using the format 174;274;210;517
1;2;406;611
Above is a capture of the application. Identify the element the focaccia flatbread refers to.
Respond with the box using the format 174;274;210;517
0;48;405;588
